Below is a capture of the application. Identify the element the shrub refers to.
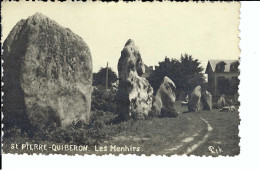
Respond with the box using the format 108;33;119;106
91;87;117;112
3;110;119;147
160;107;179;118
43;110;118;146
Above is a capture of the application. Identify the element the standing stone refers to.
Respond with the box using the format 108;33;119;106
217;96;226;109
188;86;202;112
3;13;92;130
115;39;153;120
151;76;177;117
201;90;212;110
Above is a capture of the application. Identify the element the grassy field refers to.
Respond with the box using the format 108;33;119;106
3;101;240;156
99;101;240;156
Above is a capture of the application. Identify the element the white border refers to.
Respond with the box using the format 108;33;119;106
2;2;260;170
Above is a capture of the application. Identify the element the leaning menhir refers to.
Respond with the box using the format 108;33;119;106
115;39;153;120
151;76;178;117
188;85;202;112
2;13;92;129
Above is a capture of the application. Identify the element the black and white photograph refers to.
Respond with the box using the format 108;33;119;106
2;1;241;158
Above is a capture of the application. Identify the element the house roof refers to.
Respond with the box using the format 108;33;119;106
144;65;153;72
206;60;239;73
141;65;153;78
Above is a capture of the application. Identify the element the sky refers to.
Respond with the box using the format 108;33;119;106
2;1;240;73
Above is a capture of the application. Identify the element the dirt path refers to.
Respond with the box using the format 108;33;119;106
106;112;208;155
189;111;240;156
162;117;213;155
105;109;239;156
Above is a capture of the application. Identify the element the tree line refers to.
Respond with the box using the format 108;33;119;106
147;54;205;98
93;54;205;99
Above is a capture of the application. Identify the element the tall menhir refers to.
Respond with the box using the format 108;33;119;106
2;13;92;131
115;39;153;120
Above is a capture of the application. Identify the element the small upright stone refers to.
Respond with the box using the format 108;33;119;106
188;85;202;112
217;96;226;109
201;90;212;110
115;39;153;120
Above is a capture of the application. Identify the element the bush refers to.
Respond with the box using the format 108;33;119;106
44;110;118;146
91;86;117;112
3;110;119;147
160;107;179;118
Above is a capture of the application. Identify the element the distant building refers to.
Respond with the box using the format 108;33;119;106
142;65;154;78
205;60;239;96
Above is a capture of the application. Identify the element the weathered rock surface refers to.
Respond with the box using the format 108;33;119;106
115;39;153;120
188;85;202;112
201;90;212;110
217;96;226;109
151;76;177;117
3;13;92;129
